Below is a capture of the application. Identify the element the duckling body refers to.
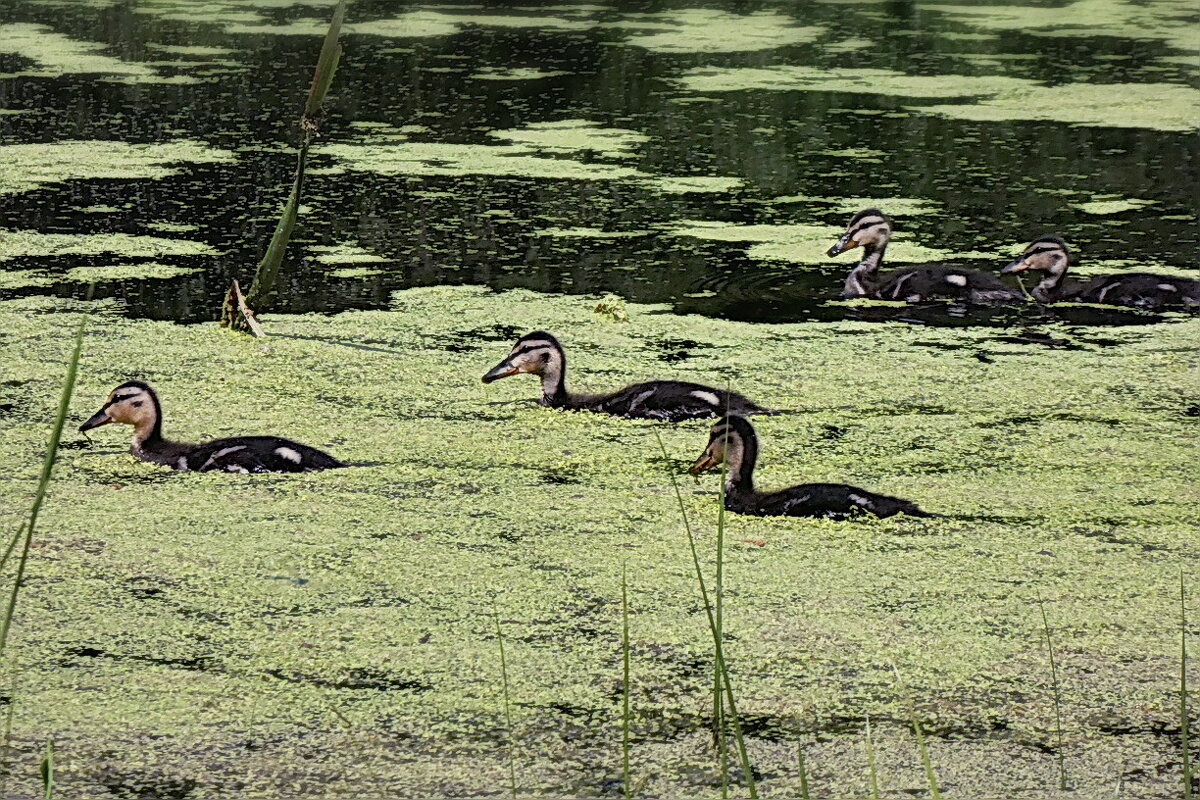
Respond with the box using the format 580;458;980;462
829;209;1023;305
689;416;934;520
80;381;343;473
482;331;774;422
1003;236;1199;310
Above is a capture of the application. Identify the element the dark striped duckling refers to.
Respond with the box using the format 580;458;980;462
828;209;1023;304
79;380;344;473
688;415;935;519
482;331;774;422
1002;235;1199;310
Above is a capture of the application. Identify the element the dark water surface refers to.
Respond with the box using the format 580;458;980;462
0;0;1197;324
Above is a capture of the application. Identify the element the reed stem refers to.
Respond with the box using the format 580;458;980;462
893;666;941;800
797;742;811;799
653;431;758;799
621;563;633;799
222;0;347;331
1034;587;1068;790
493;602;517;800
865;714;880;799
1182;569;1193;800
0;313;87;655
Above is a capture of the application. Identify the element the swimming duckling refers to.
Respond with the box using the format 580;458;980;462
828;209;1023;304
79;380;344;473
689;415;934;519
1002;235;1199;310
482;331;774;422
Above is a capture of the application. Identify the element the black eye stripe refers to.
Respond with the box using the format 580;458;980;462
1024;247;1062;257
848;221;883;236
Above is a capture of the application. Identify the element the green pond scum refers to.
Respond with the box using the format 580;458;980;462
1;286;1199;797
0;0;1198;795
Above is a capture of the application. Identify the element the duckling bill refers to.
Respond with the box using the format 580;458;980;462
80;380;344;473
483;331;775;422
689;415;934;519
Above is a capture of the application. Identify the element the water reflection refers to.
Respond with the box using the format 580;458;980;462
0;0;1196;325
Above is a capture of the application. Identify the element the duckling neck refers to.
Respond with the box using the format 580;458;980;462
722;433;757;499
129;407;175;465
540;352;569;407
844;242;886;297
1032;269;1068;302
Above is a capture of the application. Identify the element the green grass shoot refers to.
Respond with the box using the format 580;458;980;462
797;742;811;799
0;313;87;655
493;602;518;800
865;715;880;799
1182;568;1192;800
621;563;633;799
1034;586;1068;790
894;666;941;800
40;739;53;800
653;430;758;799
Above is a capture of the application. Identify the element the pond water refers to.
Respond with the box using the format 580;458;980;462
0;0;1197;324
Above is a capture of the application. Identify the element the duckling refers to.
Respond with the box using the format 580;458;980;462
1002;235;1199;310
482;331;775;422
688;415;935;519
79;381;344;473
828;209;1024;304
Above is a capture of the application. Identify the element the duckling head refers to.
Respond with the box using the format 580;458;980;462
482;331;562;383
80;380;158;434
827;208;891;257
1001;235;1071;277
688;416;750;475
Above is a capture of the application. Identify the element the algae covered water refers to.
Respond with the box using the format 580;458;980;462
1;1;1200;799
1;0;1197;323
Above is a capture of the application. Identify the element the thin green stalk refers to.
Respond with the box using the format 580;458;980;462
893;666;941;800
0;524;26;577
225;0;347;329
621;563;633;800
797;742;810;800
653;431;758;799
493;603;517;800
714;387;733;796
1035;587;1068;790
865;715;880;799
0;313;87;655
1182;569;1193;800
40;739;53;800
715;410;730;797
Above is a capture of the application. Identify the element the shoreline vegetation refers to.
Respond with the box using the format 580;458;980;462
0;285;1196;797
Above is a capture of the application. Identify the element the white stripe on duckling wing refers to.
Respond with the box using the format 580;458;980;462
198;445;246;471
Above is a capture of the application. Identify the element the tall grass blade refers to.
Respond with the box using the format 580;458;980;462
865;715;880;799
1182;568;1193;800
224;0;348;330
493;602;517;800
40;739;53;800
1035;586;1068;790
893;666;941;800
303;0;346;119
0;314;87;655
621;563;633;799
797;742;811;799
653;430;758;799
714;391;731;796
